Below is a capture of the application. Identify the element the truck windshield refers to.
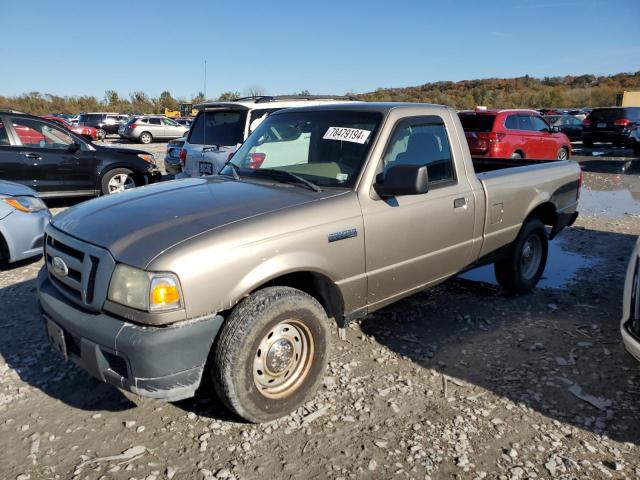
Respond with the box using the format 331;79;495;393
222;110;382;188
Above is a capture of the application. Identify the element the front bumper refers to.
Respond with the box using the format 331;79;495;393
1;208;51;262
37;268;223;401
582;130;629;144
621;322;640;362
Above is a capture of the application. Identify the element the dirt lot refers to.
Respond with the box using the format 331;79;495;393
1;141;639;480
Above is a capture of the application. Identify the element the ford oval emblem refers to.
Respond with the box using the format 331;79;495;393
52;256;69;277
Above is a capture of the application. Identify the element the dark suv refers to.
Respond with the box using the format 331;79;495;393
0;112;161;197
582;107;640;147
77;113;129;140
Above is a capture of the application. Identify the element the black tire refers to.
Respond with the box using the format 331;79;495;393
556;147;569;160
212;286;330;423
511;151;523;159
494;218;548;295
139;132;153;144
101;168;137;195
96;128;106;140
582;139;593;148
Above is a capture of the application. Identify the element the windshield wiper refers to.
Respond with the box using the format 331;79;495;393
220;160;240;181
256;168;322;193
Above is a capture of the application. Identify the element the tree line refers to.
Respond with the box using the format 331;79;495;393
1;72;639;115
355;72;640;109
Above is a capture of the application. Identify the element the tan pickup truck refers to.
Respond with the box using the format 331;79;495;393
38;103;581;422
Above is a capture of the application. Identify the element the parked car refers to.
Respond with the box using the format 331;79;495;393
77;113;129;140
0;113;161;197
622;237;640;363
164;137;185;174
0;179;51;264
178;95;355;178
627;124;640;156
118;116;189;144
41;115;98;142
37;102;580;423
544;114;584;141
458;109;572;160
582;107;640;147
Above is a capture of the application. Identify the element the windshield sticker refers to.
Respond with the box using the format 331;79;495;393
323;127;371;144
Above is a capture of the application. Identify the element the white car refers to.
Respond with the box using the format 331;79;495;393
177;95;356;179
622;237;640;362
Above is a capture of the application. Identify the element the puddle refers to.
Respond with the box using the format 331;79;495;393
459;237;595;289
579;188;640;218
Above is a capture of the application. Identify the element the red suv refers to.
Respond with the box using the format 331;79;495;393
458;109;571;160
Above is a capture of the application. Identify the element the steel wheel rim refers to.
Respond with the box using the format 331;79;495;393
107;174;135;193
558;149;567;160
253;320;314;399
520;235;542;280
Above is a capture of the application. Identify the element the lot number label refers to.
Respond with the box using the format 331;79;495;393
323;127;371;144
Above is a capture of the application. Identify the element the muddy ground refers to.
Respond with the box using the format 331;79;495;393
0;145;639;480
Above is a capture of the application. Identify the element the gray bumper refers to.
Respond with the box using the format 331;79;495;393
621;323;640;363
0;208;50;262
37;268;223;401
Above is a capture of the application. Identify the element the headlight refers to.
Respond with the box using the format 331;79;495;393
137;153;156;164
4;196;47;213
107;264;183;312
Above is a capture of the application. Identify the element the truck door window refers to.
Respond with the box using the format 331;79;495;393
382;120;455;185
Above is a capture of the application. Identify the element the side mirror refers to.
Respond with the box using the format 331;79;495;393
374;164;429;198
551;125;560;133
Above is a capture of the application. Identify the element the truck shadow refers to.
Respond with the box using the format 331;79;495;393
0;278;134;412
360;227;640;445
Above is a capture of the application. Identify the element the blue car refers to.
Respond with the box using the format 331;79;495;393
0;180;51;264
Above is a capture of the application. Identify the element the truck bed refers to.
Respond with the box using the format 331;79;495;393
472;157;560;174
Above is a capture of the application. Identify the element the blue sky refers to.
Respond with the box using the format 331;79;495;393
1;0;638;100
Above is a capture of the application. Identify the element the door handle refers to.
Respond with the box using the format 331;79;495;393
24;153;42;161
454;197;466;208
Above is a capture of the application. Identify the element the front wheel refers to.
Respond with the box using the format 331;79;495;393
494;218;548;295
96;128;106;140
101;168;137;195
212;287;330;423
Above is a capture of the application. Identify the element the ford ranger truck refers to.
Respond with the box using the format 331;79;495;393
37;103;580;423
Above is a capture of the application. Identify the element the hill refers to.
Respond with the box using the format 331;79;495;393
355;72;640;109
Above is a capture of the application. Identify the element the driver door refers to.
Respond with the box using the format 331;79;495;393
8;116;96;194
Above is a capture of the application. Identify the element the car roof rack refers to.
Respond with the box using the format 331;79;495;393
0;107;25;114
232;95;358;103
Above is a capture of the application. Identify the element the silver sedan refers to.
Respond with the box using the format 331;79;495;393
0;180;51;264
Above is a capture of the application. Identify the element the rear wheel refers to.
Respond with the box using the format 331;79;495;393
511;152;523;160
101;168;137;195
139;132;153;144
494;218;548;295
212;286;330;423
96;128;106;140
557;147;569;160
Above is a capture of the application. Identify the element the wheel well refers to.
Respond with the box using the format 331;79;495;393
0;232;9;262
526;202;557;231
250;271;344;326
514;149;525;158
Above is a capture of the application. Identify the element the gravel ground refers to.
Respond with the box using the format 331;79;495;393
0;145;639;480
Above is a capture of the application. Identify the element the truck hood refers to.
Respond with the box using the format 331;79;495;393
52;177;339;268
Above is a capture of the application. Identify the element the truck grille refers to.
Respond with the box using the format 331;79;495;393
44;226;116;311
